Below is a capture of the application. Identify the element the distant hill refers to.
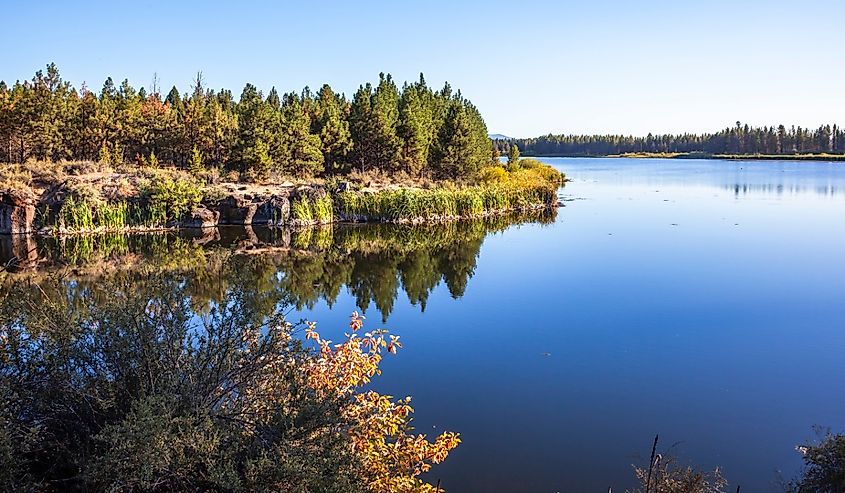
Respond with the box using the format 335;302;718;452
488;134;512;140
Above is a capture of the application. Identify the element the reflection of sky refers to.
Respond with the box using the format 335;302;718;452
298;158;845;492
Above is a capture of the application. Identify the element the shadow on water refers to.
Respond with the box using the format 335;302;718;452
0;210;556;322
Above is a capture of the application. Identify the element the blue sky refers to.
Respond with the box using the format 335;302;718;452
3;0;844;137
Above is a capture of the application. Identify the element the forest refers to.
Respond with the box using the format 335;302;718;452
500;122;845;157
0;64;493;181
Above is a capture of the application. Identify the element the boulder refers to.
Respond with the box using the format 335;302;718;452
182;206;219;229
253;194;291;226
0;191;36;235
217;195;257;225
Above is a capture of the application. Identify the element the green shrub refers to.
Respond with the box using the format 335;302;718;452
142;175;203;223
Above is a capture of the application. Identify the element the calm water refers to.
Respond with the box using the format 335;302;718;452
4;157;844;491
297;158;845;491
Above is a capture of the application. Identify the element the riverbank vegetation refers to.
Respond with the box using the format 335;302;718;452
335;159;562;222
0;65;567;233
499;121;845;158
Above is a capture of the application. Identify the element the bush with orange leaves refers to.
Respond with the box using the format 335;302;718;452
304;312;461;493
0;272;459;492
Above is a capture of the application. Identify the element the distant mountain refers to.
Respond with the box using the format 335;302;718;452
488;133;512;140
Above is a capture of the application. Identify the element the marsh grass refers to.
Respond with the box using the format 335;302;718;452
313;195;333;223
292;197;314;223
335;162;561;223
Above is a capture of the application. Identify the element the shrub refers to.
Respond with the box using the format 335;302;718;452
786;429;845;492
0;275;461;492
629;438;727;493
142;175;203;223
98;144;111;164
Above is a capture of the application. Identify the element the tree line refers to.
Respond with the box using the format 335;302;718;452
0;64;493;180
499;121;844;156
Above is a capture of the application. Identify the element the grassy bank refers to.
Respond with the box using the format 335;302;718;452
334;159;564;223
0;158;564;234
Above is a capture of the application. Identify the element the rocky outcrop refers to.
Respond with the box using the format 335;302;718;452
217;195;258;225
182;206;220;229
0;191;36;235
253;194;291;226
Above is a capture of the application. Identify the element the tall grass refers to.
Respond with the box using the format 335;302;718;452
313;195;333;223
60;196;95;231
334;162;562;223
291;197;314;223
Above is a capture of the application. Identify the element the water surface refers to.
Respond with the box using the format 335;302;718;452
299;158;845;491
4;157;844;491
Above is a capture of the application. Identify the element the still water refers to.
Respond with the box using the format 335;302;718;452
297;158;845;491
3;157;844;491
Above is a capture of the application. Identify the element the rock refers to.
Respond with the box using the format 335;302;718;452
292;185;326;201
253;194;291;226
182;206;219;229
217;195;257;225
0;191;37;235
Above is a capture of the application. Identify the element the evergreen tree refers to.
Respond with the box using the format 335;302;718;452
279;93;323;177
349;83;376;172
370;73;401;171
314;84;352;174
433;102;476;179
397;74;435;176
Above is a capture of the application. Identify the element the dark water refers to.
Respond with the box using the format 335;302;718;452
3;158;844;491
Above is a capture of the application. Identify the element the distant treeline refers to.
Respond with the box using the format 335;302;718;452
0;64;493;180
497;122;845;157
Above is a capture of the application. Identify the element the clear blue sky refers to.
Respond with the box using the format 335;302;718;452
3;0;844;137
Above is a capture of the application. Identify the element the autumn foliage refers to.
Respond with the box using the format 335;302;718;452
304;312;461;493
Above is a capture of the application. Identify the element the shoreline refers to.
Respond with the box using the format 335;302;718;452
521;152;845;162
1;182;563;237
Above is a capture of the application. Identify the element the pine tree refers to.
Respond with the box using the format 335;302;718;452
433;102;475;179
314;84;352;174
370;73;401;172
235;83;277;180
398;74;435;176
350;83;376;172
280;93;323;177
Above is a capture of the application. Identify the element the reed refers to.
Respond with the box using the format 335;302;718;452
291;197;314;223
313;194;334;223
